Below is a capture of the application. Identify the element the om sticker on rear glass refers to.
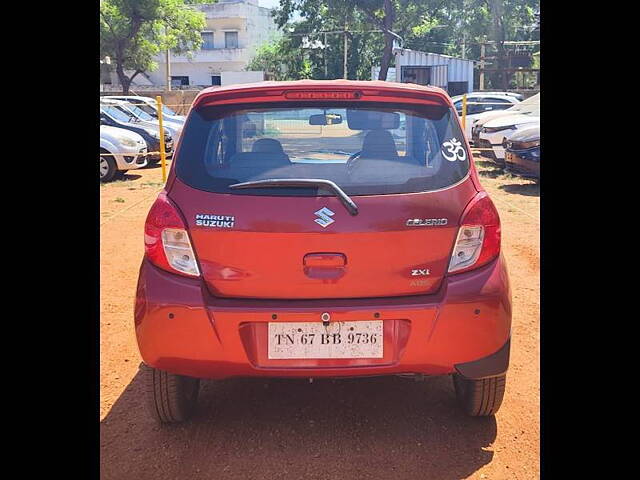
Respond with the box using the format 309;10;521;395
441;138;467;162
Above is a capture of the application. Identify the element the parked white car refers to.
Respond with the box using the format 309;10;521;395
102;96;186;125
451;92;522;140
100;125;148;182
476;113;540;166
470;93;540;146
101;99;183;141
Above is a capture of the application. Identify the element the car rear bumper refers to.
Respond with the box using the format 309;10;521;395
134;255;512;380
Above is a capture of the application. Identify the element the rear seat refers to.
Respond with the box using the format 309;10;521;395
213;138;292;177
232;138;291;167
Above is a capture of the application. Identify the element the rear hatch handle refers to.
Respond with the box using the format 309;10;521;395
229;178;359;216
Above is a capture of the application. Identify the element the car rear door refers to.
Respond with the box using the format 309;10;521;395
168;85;479;300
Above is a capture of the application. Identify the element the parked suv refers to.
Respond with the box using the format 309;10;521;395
135;80;512;423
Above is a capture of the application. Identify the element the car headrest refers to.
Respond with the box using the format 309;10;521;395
360;129;399;160
251;138;285;154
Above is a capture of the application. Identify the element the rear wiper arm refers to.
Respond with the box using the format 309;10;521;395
229;178;359;216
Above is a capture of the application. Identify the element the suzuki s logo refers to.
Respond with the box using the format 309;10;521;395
314;207;335;228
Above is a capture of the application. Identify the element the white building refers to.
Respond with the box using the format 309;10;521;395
114;0;279;89
373;48;475;96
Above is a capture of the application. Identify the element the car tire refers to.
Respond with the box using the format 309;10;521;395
100;154;117;183
452;373;506;416
142;363;200;423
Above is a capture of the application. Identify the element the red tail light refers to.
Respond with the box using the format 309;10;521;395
144;192;200;277
448;192;501;274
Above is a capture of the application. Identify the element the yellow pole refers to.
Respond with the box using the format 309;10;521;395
461;93;467;131
156;96;167;182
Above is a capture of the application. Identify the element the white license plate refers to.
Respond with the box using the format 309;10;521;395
268;321;383;359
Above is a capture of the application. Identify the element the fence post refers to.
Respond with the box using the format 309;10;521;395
156;95;167;182
461;93;467;132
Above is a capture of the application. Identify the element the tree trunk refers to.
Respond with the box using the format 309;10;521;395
378;33;394;80
489;0;507;90
115;63;132;95
377;0;395;81
349;33;361;80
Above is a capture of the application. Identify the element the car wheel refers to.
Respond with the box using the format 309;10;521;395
142;363;200;423
452;373;506;416
100;154;117;183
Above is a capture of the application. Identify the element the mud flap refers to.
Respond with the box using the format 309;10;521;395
454;337;510;380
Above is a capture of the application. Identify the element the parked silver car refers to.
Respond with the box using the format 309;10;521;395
100;125;148;182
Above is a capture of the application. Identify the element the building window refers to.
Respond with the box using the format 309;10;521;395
225;31;239;49
201;32;214;50
171;76;189;87
211;75;222;86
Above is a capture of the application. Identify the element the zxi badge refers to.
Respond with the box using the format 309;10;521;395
411;269;430;276
314;207;335;228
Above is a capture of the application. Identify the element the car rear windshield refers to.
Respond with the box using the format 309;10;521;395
176;101;470;196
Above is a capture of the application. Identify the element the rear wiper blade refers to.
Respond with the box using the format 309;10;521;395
229;178;359;216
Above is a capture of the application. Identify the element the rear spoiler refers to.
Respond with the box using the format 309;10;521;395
192;85;452;110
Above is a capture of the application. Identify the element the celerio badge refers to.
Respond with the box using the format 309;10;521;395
314;207;335;228
406;218;448;227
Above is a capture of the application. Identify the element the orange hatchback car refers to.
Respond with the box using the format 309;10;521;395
135;80;511;423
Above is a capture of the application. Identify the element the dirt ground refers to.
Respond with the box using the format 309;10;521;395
100;157;539;480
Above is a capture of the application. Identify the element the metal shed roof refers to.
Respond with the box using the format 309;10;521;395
393;48;475;83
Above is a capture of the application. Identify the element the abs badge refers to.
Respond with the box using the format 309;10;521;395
195;213;235;228
441;137;467;162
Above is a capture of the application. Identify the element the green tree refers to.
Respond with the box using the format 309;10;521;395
272;0;447;81
271;0;374;80
263;0;538;86
247;35;314;80
100;0;208;93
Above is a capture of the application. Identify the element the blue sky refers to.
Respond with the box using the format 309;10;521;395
258;0;281;8
258;0;301;21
